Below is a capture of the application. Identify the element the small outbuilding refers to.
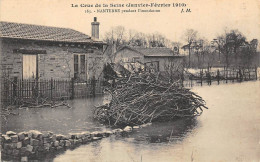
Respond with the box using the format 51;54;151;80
114;46;184;73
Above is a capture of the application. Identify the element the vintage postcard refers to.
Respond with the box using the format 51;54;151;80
1;0;259;161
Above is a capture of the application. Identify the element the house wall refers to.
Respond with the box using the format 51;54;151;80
114;48;144;63
144;57;183;71
0;38;103;80
86;52;104;80
114;48;184;72
1;39;24;79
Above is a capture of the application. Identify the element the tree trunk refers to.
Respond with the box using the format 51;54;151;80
188;46;191;68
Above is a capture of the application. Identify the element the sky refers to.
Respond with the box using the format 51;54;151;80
1;0;260;45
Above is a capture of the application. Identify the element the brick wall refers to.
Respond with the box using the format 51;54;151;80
1;39;23;78
114;48;183;72
115;48;144;63
144;57;184;71
38;47;74;80
0;38;104;80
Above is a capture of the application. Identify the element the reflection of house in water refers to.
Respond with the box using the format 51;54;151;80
114;46;184;73
0;17;105;81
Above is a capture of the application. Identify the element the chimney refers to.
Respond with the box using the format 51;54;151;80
91;17;100;39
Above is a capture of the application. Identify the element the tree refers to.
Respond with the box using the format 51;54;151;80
240;39;258;66
199;39;212;67
211;37;223;63
215;29;247;67
103;26;127;50
183;29;198;67
171;42;182;55
103;26;127;63
226;30;246;65
103;26;177;63
127;30;147;47
218;35;233;67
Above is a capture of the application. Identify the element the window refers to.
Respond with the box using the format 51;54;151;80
74;54;87;80
74;55;79;75
80;55;85;74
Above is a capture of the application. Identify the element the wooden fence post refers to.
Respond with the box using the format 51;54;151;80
190;76;193;87
200;70;203;86
225;68;228;83
232;67;235;82
50;78;53;100
249;67;251;80
35;77;39;104
71;78;74;100
91;76;96;97
209;72;212;85
243;68;245;81
239;68;242;82
236;68;238;81
13;77;18;105
217;70;220;85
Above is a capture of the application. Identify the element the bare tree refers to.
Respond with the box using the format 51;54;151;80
163;58;184;83
199;39;212;67
103;26;127;63
227;30;246;65
218;34;233;67
183;29;198;67
127;30;147;47
147;32;171;47
240;39;258;66
171;42;182;55
214;29;247;67
104;26;127;49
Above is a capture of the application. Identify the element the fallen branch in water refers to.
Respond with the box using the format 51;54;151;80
18;101;72;109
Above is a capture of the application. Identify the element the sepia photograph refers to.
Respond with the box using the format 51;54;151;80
0;0;260;161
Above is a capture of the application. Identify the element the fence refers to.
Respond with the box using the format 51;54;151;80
183;66;258;87
1;77;104;107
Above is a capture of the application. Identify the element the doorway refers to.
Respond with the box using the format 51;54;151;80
23;54;37;79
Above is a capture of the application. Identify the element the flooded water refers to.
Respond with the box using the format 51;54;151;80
1;81;260;161
54;81;260;162
1;95;109;135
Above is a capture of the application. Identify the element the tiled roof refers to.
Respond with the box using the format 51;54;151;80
0;21;102;43
132;47;174;57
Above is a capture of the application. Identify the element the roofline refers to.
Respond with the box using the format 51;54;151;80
0;21;106;44
144;55;184;58
0;21;73;30
115;46;181;57
115;46;145;56
0;37;106;44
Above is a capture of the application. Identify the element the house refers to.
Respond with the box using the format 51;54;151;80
114;46;184;73
0;17;105;81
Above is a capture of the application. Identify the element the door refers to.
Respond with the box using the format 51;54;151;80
23;54;37;79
